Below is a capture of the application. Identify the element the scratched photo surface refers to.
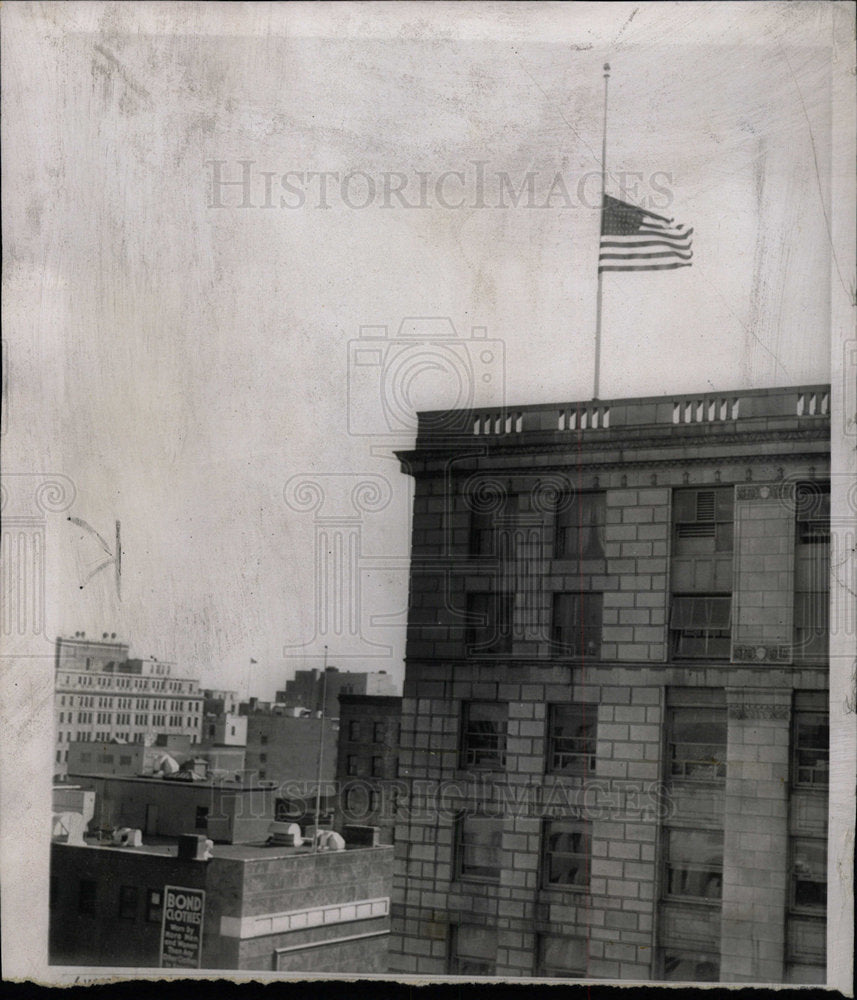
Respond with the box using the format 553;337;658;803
1;1;854;989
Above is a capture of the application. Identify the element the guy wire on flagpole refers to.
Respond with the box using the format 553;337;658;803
593;61;610;401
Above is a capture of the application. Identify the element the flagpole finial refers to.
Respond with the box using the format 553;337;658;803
604;62;610;76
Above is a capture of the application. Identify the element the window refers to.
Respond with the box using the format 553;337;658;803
260;734;268;745
347;754;359;776
348;720;360;741
373;722;384;743
469;488;516;557
78;879;97;915
466;592;513;654
667;703;727;781
795;482;831;543
786;916;826;970
791;838;827;911
118;885;138;920
664;828;723;900
795;483;830;661
371;756;383;777
537;934;587;977
669;595;731;660
555;492;606;560
543;819;591;890
460;701;507;770
547;704;597;775
552;592;602;658
671;489;733;660
793;695;829;787
448;924;497;976
119;755;131;766
456;814;503;882
195;806;209;831
673;488;733;553
660;948;720;982
146;888;163;923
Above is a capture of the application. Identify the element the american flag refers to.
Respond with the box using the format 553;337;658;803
599;195;693;272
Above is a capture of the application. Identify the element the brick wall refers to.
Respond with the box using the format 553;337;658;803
602;489;670;662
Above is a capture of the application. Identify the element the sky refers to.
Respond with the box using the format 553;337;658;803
3;2;850;700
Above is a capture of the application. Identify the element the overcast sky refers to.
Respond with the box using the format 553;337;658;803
4;2;850;698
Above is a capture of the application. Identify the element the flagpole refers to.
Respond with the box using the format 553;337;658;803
593;62;610;401
312;645;328;853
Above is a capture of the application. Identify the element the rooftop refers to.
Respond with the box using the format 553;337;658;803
54;834;391;862
412;383;831;447
62;772;278;791
337;694;402;706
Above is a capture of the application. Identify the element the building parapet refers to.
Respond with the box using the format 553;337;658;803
415;384;831;446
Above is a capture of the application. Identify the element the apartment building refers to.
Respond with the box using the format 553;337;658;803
389;385;833;984
334;694;402;844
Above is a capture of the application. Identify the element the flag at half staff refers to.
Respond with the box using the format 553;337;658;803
598;195;693;272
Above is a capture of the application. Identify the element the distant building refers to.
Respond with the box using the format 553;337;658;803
334;695;402;845
66;734;246;781
202;712;248;746
54;634;203;774
390;384;832;984
276;667;397;718
63;773;279;843
244;714;338;787
50;835;393;971
203;689;240;716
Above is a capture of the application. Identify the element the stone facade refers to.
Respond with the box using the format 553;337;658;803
390;385;831;983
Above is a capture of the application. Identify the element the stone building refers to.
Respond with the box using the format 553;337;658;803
389;384;832;983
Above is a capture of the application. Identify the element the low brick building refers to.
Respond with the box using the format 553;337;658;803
50;837;393;971
390;384;832;984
